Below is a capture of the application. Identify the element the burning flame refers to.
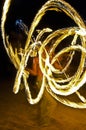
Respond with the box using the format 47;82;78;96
1;0;86;108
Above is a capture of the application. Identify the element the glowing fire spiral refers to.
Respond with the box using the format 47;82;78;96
1;0;86;108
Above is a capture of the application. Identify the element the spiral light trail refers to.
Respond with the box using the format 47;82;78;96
1;0;86;108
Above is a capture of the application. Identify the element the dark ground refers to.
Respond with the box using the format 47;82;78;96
0;77;86;130
0;0;86;130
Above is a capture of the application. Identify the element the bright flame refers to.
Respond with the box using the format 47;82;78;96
1;0;86;108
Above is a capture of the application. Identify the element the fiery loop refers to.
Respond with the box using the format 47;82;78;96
1;0;86;108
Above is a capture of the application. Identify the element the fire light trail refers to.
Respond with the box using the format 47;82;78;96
1;0;86;108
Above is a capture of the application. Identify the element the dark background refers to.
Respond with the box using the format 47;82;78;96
0;0;86;79
0;1;86;130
